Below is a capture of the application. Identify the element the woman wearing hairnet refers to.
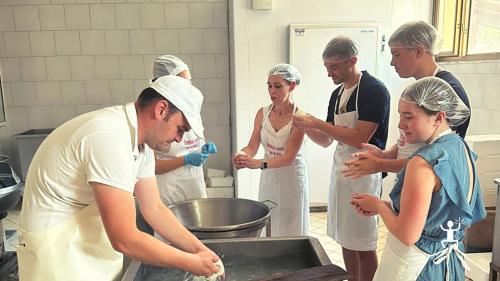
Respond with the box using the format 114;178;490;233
351;77;486;281
233;63;309;236
152;55;217;206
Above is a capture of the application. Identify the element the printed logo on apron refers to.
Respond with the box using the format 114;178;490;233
155;130;206;204
183;138;202;151
265;142;285;156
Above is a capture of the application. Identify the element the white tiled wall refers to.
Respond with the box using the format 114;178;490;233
0;0;231;173
465;135;500;207
441;60;500;208
440;59;500;136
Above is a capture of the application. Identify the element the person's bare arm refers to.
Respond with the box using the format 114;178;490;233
233;109;263;169
373;144;407;173
293;114;378;149
381;143;399;159
92;179;219;276
315;119;378;149
376;158;408;173
304;128;334;147
237;127;305;169
155;157;184;174
342;143;407;178
379;157;436;245
343;155;408;178
352;156;437;245
240;109;263;157
377;144;409;173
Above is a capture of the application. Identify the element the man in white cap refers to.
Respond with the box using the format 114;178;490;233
152;55;217;207
17;76;221;281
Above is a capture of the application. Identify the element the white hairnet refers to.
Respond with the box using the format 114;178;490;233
152;55;189;79
400;77;470;126
389;21;439;54
268;63;301;85
322;35;359;61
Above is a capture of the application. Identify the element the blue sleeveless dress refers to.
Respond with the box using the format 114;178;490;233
389;134;486;280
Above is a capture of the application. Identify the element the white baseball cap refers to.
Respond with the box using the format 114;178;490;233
150;75;204;138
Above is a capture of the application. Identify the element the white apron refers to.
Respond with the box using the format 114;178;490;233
258;105;309;237
17;203;123;281
155;130;207;206
327;75;382;251
373;233;431;281
375;232;469;281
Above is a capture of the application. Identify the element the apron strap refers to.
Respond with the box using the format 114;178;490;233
432;66;442;77
461;139;476;204
430;242;470;281
334;72;362;116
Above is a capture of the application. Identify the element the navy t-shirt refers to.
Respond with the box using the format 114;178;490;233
435;70;470;138
326;71;391;150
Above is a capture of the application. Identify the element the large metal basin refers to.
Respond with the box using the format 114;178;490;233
0;161;23;213
121;237;349;281
168;198;273;239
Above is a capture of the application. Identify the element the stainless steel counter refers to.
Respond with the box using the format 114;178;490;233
121;236;348;281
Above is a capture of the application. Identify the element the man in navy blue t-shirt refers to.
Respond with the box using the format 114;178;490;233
293;35;390;281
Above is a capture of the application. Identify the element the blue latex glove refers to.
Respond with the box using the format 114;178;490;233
184;152;208;167
201;142;218;154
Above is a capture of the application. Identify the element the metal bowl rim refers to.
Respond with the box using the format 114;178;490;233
169;198;271;232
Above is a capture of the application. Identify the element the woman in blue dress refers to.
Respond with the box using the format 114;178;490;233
351;76;486;281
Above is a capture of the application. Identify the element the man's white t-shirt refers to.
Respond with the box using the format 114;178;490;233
19;103;155;232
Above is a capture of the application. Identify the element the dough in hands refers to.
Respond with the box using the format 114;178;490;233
235;151;246;157
188;259;225;281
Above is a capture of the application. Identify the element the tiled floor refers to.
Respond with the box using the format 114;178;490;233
308;211;388;269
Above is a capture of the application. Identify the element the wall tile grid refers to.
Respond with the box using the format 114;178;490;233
439;59;500;136
441;59;500;202
0;0;231;172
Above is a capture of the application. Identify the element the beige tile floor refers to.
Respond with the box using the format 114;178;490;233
308;211;388;269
